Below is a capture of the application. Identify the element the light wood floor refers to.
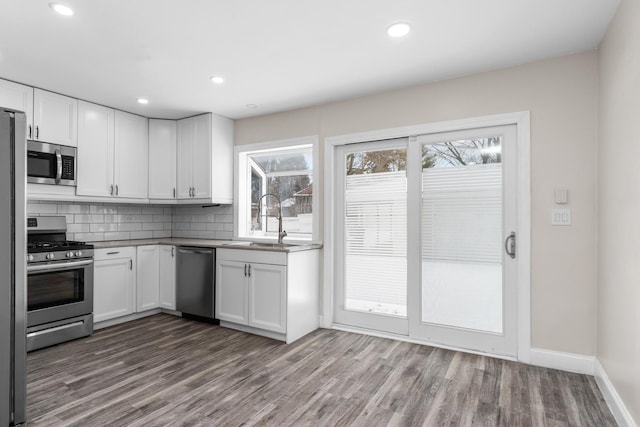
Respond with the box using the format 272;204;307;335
27;314;616;426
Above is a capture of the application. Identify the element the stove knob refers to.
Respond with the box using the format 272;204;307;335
27;254;34;262
75;251;83;257
45;253;55;260
66;251;74;258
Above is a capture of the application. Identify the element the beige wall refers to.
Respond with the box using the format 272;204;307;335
236;52;599;355
598;0;640;422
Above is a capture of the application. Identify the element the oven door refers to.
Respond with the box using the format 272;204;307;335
27;259;94;327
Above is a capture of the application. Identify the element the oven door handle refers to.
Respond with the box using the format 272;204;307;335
55;148;63;184
27;259;93;273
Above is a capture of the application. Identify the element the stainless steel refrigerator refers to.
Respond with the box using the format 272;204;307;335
0;109;27;426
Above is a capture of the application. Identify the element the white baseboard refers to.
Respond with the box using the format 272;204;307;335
529;347;595;375
594;359;637;427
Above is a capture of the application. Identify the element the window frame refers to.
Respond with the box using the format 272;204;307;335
234;135;320;243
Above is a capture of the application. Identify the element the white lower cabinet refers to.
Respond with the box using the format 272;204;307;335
216;248;319;343
94;247;136;322
217;259;249;324
248;263;287;333
136;245;160;311
159;245;176;310
94;245;177;324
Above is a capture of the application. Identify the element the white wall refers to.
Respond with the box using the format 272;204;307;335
598;0;640;422
236;52;599;356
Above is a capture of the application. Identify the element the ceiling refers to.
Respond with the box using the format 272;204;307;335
0;0;620;120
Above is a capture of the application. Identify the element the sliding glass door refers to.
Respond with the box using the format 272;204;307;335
334;139;409;335
334;125;518;356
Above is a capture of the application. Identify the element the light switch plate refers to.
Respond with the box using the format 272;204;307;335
554;187;568;204
551;208;571;226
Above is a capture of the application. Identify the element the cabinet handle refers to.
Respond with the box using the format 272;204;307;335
248;264;251;277
106;251;120;255
129;259;133;270
35;126;39;139
28;125;32;139
115;184;119;196
110;184;114;196
192;186;195;197
171;247;174;257
244;264;247;277
173;188;176;199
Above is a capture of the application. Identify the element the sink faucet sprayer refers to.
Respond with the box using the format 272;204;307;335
255;193;287;244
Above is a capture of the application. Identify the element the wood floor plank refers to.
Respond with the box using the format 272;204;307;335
26;314;617;426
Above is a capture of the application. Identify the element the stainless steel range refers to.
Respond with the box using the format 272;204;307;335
26;216;94;351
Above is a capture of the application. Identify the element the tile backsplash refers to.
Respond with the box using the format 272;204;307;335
27;201;233;242
171;205;234;240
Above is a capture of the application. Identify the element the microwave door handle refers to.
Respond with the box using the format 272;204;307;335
55;149;62;184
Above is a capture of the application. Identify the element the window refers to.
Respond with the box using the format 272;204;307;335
236;136;318;242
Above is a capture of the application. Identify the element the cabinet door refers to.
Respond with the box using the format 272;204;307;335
191;114;212;199
176;117;194;199
114;110;148;199
136;245;160;312
210;113;234;204
94;257;135;322
159;245;176;310
149;120;177;199
33;89;78;146
77;101;114;197
216;259;248;324
0;79;33;137
248;263;287;333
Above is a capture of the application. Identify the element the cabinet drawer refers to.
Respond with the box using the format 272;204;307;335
217;248;286;265
95;246;135;260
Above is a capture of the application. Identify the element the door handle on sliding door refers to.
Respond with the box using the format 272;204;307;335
505;232;516;259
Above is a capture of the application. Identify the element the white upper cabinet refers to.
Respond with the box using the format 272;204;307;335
114;110;148;199
2;77;232;204
33;89;78;147
177;113;233;203
192;114;213;199
210;113;234;204
77;100;115;197
77;103;148;199
177;114;209;199
148;119;177;200
0;79;34;137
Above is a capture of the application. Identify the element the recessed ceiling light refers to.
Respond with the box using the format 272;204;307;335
49;2;74;16
387;22;411;38
210;76;225;84
137;98;149;105
246;104;257;109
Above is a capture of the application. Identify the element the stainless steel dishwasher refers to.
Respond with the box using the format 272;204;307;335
176;247;217;323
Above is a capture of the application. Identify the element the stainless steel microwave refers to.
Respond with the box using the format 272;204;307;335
27;140;76;186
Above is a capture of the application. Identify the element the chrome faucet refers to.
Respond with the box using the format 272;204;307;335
255;193;287;244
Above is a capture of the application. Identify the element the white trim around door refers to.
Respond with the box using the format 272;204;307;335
323;111;531;362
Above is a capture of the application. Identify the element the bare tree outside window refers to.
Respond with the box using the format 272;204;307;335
423;137;502;168
249;149;313;236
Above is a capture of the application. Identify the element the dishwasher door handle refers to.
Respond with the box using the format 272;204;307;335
178;248;213;256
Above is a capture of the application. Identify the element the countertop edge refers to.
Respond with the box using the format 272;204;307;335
92;238;323;252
